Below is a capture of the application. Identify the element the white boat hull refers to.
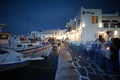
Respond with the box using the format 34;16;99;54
17;44;52;57
0;48;44;71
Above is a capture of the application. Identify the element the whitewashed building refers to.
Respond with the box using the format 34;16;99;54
29;29;66;41
66;7;120;44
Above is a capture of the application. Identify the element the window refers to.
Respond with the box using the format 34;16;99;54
0;35;8;39
28;44;33;47
117;25;120;28
103;23;109;28
102;20;110;23
117;23;120;28
0;33;9;40
92;16;98;23
17;45;22;47
111;23;116;28
112;20;118;22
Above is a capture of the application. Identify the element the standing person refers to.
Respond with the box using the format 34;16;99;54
98;35;105;44
110;38;120;70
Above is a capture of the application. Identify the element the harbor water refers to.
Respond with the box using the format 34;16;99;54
0;50;59;80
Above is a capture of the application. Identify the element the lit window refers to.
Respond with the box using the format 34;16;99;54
0;34;9;39
92;16;98;23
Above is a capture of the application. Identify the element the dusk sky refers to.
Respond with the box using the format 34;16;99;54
0;0;120;34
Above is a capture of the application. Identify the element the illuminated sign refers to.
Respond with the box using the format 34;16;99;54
83;10;95;15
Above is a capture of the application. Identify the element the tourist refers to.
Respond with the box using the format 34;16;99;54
98;35;105;44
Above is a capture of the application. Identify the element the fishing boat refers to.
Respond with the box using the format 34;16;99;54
0;25;52;58
9;35;52;57
0;48;44;71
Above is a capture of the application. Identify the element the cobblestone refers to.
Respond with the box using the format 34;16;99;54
77;67;87;77
55;44;120;80
88;73;104;80
68;45;120;80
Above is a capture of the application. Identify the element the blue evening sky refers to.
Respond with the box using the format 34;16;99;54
0;0;120;34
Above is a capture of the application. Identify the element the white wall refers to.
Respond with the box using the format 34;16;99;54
80;7;102;42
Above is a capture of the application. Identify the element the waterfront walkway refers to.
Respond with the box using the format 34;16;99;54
55;44;120;80
55;45;79;80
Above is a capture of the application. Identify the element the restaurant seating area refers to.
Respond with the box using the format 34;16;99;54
68;42;120;72
54;41;120;80
66;42;120;80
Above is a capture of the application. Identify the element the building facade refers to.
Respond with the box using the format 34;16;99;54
29;29;66;41
66;7;120;44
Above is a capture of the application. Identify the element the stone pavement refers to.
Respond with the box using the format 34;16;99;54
55;45;120;80
55;46;79;80
69;46;120;80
